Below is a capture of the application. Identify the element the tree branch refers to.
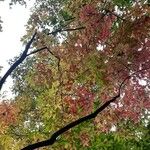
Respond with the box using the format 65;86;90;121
21;67;150;150
0;31;37;91
0;25;85;91
21;94;120;150
48;26;85;36
26;46;47;56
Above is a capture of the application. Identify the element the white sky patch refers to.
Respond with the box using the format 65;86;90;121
0;0;35;99
110;125;117;132
96;43;106;51
139;79;147;86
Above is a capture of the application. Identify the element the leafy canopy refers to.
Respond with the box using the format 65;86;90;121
0;0;150;149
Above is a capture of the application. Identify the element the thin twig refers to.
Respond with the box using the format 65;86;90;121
47;48;65;114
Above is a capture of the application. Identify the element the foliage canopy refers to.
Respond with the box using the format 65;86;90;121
0;0;150;149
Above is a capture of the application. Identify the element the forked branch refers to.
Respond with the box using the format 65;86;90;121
0;26;85;91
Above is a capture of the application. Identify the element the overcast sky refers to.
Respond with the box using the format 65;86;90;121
0;0;35;98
